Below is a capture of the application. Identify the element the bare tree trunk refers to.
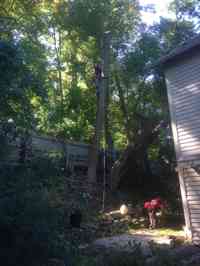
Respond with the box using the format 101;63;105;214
88;32;111;184
53;29;64;126
104;33;112;179
88;89;104;182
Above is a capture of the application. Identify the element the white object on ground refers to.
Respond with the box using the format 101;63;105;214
120;204;128;215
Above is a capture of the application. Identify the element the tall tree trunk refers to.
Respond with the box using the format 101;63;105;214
88;89;104;183
53;29;64;127
104;33;112;178
88;32;111;183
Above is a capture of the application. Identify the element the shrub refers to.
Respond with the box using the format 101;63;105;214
0;158;65;266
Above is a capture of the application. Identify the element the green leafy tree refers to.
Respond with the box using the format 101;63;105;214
0;40;46;128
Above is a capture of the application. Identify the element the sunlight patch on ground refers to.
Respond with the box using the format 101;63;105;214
129;228;185;237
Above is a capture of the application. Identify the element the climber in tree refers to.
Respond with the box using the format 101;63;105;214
94;64;102;97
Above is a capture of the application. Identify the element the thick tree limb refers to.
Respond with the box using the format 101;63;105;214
111;120;166;190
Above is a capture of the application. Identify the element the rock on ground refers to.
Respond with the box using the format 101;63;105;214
91;233;172;256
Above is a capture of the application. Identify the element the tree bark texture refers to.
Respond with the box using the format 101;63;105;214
111;120;164;192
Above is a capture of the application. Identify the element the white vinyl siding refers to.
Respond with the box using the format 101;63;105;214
165;53;200;244
165;54;200;161
182;167;200;243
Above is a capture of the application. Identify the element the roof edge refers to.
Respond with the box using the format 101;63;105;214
159;34;200;67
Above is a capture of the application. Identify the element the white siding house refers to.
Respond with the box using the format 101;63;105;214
161;36;200;243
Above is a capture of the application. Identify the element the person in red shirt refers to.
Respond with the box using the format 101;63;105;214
144;197;164;229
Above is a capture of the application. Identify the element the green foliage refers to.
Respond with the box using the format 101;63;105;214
169;0;200;30
0;0;198;145
0;158;65;266
0;0;141;141
0;39;46;130
1;1;198;265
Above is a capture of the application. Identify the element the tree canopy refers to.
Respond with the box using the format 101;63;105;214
0;0;199;146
